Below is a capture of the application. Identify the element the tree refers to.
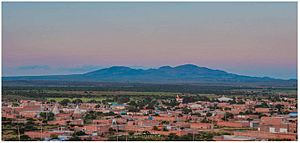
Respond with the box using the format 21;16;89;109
229;100;237;104
167;133;179;140
115;96;130;104
88;99;97;103
255;102;269;108
83;111;98;123
115;115;122;118
224;107;231;111
206;112;212;117
201;117;211;123
73;99;83;104
69;136;81;141
161;120;170;125
128;106;140;112
59;99;71;106
222;112;234;121
163;99;179;107
50;134;58;139
103;111;115;116
142;131;151;135
74;131;87;136
163;127;169;131
12;102;19;107
182;107;192;114
178;133;193;140
40;112;55;121
128;101;137;106
183;96;193;104
146;103;155;110
153;126;159;131
246;118;253;122
108;128;116;134
49;99;56;103
237;100;245;104
128;131;134;136
137;100;147;109
20;135;32;141
275;104;284;113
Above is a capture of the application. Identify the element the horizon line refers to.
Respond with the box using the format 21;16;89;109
3;63;297;80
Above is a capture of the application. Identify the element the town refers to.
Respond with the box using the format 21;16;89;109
2;89;297;141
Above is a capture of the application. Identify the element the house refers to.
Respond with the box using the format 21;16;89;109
92;119;112;125
137;120;160;127
173;122;190;128
55;113;72;120
111;103;126;110
2;113;17;119
70;119;84;125
217;121;249;128
260;116;286;126
25;131;64;139
190;122;213;129
189;104;202;110
258;116;292;133
255;108;270;113
48;120;67;126
234;131;297;140
213;135;256;141
230;104;247;114
218;96;233;102
19;111;38;118
217;103;230;108
152;116;176;122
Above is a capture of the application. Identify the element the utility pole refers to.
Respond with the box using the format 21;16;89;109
40;120;43;140
40;124;42;139
17;122;20;141
116;124;119;141
192;131;195;141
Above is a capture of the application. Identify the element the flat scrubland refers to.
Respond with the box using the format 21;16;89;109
2;84;297;103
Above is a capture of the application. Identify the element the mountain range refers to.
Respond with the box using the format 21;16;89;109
3;64;296;87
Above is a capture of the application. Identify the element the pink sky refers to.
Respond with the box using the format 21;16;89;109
2;3;297;79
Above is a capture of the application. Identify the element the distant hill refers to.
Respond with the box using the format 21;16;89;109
3;64;297;87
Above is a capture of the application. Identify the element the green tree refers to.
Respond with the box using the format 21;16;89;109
50;134;58;139
69;136;81;141
115;96;130;104
182;107;192;114
59;99;71;106
73;99;83;104
12;102;19;107
128;101;137;106
167;133;179;140
128;131;134;136
128;106;140;112
275;104;284;113
88;99;97;103
49;99;56;103
206;112;212;117
20;135;32;141
40;112;55;121
221;112;234;121
153;126;159;131
74;131;87;136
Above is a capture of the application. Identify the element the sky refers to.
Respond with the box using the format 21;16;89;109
2;2;297;79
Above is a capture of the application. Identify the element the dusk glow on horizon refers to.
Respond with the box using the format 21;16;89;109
3;2;297;79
